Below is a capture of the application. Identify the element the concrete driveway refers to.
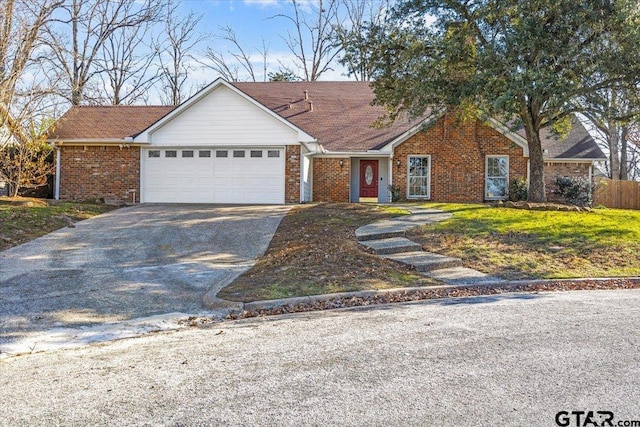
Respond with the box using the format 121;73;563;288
0;204;290;348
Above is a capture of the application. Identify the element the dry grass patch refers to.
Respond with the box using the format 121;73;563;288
218;203;442;302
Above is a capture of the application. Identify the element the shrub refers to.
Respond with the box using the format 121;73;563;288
509;177;528;201
553;176;592;206
388;184;403;202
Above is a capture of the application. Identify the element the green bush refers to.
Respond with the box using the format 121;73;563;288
509;177;529;201
388;184;403;202
553;176;592;206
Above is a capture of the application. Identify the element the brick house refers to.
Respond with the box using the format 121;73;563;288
48;79;605;205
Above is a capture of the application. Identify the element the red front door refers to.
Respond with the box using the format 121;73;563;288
359;160;379;198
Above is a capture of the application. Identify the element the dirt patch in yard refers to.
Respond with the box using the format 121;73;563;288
217;203;442;302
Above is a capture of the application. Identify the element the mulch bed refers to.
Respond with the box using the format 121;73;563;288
225;278;640;320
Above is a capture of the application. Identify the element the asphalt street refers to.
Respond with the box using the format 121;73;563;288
1;289;639;426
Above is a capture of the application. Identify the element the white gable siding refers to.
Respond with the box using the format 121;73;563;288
148;85;299;146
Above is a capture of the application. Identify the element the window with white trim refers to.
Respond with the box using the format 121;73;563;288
407;155;431;199
485;156;509;200
148;150;160;158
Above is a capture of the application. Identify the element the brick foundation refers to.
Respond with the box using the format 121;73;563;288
59;145;139;205
312;157;350;202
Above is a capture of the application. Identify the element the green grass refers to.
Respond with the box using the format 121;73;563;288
0;197;116;251
407;203;640;279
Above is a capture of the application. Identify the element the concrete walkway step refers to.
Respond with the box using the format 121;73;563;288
356;220;411;241
390;212;452;224
383;251;462;272
359;237;422;255
424;266;506;286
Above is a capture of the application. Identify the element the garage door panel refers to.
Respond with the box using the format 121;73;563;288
143;147;285;204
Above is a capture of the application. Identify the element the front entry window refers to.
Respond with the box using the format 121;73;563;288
485;156;509;199
408;156;431;199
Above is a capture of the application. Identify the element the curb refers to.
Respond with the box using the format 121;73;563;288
231;276;640;317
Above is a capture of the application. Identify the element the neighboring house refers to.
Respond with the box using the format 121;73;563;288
47;79;605;205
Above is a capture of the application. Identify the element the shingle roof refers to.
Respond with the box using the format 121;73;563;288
49;105;174;140
233;82;426;152
48;82;604;161
537;116;606;160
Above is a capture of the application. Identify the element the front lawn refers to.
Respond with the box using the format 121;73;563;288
407;203;640;279
217;203;442;302
0;197;116;251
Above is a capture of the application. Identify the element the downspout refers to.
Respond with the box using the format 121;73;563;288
388;156;394;202
55;147;61;200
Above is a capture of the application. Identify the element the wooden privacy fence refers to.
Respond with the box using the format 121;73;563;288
594;178;640;210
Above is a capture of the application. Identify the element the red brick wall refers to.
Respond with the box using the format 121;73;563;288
312;157;350;202
544;162;591;202
59;145;139;204
285;145;301;203
392;114;528;203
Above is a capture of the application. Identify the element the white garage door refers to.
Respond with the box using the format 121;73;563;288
142;148;285;204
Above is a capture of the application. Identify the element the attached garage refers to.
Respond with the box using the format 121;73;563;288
141;147;285;204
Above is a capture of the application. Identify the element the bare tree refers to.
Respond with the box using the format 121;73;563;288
201;25;269;82
97;15;162;105
334;0;388;81
157;2;206;106
274;0;343;81
581;88;639;180
0;0;63;106
43;0;162;105
0;0;62;196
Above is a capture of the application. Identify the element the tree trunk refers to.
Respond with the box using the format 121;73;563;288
620;125;629;181
521;113;547;202
609;123;620;179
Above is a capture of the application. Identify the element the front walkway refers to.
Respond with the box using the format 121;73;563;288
357;206;505;285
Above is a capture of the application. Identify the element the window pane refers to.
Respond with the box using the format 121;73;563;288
408;156;430;197
182;150;194;158
199;150;211;158
216;150;228;158
267;150;280;158
233;150;245;158
487;157;507;177
148;150;160;158
165;150;177;158
250;150;262;158
486;178;507;197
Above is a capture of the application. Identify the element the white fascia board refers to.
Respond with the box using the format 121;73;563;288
133;78;316;144
312;151;390;158
544;158;606;163
481;116;530;157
